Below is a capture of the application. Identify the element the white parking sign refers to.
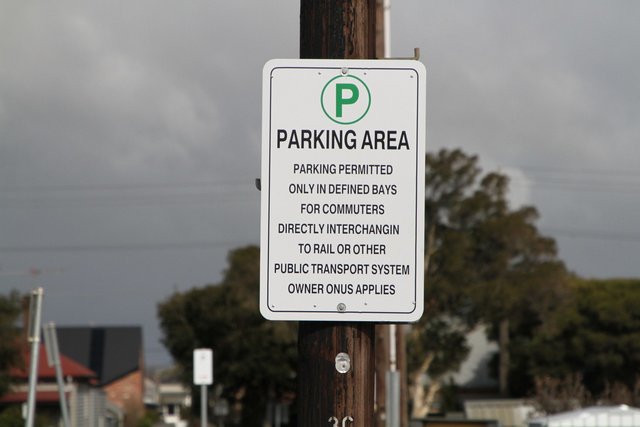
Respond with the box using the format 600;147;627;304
193;349;213;385
260;59;426;322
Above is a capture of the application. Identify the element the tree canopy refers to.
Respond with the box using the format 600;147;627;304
527;278;640;396
157;148;640;420
0;291;22;397
157;245;297;427
409;149;570;414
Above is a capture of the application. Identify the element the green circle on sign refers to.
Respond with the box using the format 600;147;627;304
321;74;371;125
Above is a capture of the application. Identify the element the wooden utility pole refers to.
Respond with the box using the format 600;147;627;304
299;323;376;426
298;2;377;426
300;0;376;61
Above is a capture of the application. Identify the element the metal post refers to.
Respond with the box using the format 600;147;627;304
201;384;207;427
386;370;400;427
193;349;212;427
382;4;401;424
25;287;44;427
44;322;70;427
387;324;400;427
275;403;282;427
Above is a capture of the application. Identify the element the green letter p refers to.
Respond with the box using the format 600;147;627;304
335;83;359;118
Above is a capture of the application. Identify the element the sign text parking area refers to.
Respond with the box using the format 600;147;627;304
261;59;426;322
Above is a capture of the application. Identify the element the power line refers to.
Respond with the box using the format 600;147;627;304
542;227;640;243
494;164;640;194
0;179;253;193
5;168;640;206
0;193;257;209
5;228;634;254
510;164;640;178
0;240;254;254
509;177;640;194
0;179;258;209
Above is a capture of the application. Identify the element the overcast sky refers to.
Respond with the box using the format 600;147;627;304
2;1;639;366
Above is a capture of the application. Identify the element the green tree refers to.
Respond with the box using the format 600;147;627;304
527;278;640;396
409;149;569;414
136;410;160;427
0;406;23;427
0;405;51;427
409;149;480;417
0;291;22;397
158;246;297;427
461;172;569;395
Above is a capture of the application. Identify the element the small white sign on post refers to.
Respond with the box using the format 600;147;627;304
193;348;213;385
260;59;426;322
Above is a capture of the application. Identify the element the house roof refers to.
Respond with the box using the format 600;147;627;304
56;326;142;386
0;390;65;404
10;344;96;380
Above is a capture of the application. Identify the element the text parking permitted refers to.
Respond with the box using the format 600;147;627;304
260;59;426;322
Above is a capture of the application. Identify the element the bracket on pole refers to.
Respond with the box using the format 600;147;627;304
381;47;420;60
